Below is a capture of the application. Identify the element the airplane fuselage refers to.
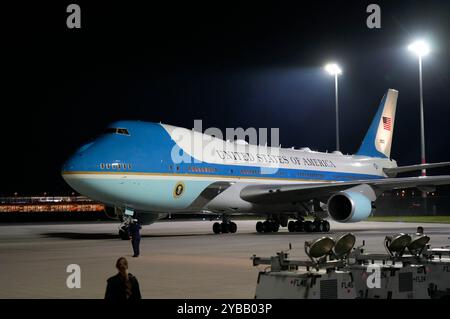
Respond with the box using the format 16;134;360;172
62;121;397;214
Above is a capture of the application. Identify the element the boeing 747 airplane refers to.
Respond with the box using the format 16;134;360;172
62;89;450;238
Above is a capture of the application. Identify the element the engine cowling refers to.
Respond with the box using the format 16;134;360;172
327;185;376;223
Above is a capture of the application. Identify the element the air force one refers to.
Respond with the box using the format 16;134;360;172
62;89;450;238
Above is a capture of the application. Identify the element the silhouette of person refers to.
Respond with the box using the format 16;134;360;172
416;226;424;235
105;257;141;300
129;219;142;257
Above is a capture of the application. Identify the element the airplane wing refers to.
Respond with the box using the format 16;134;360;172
383;161;450;177
240;175;450;204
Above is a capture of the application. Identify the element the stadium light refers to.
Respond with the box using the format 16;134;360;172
408;40;430;57
324;63;342;75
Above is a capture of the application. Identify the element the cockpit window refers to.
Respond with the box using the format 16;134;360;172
117;128;130;135
104;128;130;136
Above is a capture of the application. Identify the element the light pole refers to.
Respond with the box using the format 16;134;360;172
408;40;430;177
325;63;342;151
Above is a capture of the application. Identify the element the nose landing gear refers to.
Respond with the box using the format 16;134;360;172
119;225;130;240
118;215;133;240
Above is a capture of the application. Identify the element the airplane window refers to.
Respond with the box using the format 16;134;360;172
106;164;111;169
100;163;105;169
117;128;130;135
104;128;130;136
128;164;132;169
122;164;126;169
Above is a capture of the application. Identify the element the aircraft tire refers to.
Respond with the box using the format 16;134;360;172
229;222;237;233
221;222;230;233
288;221;296;232
119;229;129;240
304;220;314;232
322;220;330;232
272;222;280;232
213;222;221;234
256;221;264;233
295;220;304;232
314;220;324;232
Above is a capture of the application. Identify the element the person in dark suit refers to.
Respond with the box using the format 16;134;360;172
416;226;424;235
105;257;141;300
129;219;142;257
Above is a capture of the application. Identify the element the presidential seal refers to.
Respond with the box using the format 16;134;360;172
173;182;185;198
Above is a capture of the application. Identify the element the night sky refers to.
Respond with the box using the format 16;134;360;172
2;1;450;195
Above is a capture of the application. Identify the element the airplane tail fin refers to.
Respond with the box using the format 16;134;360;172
356;89;398;158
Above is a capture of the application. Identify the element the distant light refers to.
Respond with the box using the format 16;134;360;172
324;63;342;75
408;40;430;57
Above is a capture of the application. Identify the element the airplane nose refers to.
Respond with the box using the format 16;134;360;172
61;141;100;197
61;142;95;174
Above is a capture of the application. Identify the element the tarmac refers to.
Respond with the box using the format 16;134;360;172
0;220;449;298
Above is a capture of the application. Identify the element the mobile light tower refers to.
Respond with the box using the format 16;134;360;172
325;63;342;151
408;40;430;177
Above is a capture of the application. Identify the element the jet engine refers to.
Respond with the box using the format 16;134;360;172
327;184;376;223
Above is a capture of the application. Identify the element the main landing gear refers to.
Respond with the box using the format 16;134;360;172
213;215;237;234
287;218;330;233
256;220;280;233
255;215;288;233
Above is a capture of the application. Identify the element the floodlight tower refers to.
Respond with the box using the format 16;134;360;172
408;40;430;177
325;63;342;151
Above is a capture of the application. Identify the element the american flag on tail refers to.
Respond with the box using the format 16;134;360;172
382;116;392;131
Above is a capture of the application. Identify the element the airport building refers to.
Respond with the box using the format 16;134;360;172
0;196;105;213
